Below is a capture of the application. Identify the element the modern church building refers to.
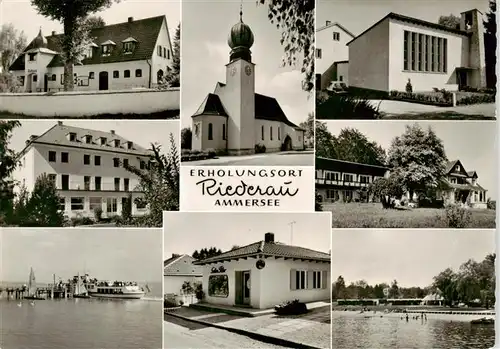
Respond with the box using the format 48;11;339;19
317;9;487;93
190;10;305;155
9;16;174;92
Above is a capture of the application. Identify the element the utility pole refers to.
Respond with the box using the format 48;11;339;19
288;221;296;245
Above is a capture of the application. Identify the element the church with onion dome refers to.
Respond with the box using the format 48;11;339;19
190;9;306;155
8;15;173;92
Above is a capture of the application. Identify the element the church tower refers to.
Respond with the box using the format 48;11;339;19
460;9;486;88
222;7;256;155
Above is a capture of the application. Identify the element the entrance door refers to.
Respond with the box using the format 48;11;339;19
242;271;250;305
283;135;292;151
458;70;467;91
44;75;48;92
99;71;109;90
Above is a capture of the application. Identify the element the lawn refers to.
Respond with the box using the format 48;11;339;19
324;202;496;228
382;111;496;120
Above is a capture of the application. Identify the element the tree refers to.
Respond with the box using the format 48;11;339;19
332;128;386;166
0;120;20;224
193;247;222;260
438;14;460;29
164;23;180;87
0;72;23;92
180;127;192;150
21;173;65;226
31;0;119;91
230;245;240;250
484;1;497;88
298;112;314;147
121;193;132;221
315;121;336;158
387;124;447;200
368;176;405;208
0;24;27;72
124;133;179;227
389;279;399;298
85;16;106;29
258;0;314;92
433;268;457;306
335;275;346;299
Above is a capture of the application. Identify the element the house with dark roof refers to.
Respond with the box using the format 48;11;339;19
315;157;389;203
164;254;203;302
344;9;486;92
315;20;355;90
436;160;488;209
193;232;330;309
190;11;305;155
12;121;154;219
9;16;173;92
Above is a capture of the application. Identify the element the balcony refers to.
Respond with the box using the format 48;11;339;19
315;178;370;188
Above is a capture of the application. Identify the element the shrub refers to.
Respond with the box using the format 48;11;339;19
70;216;94;226
456;93;495;105
0;72;23;93
164;299;178;308
255;143;266;153
274;299;308;315
316;94;381;119
405;80;413;93
194;282;204;300
315;191;323;211
487;199;496;210
122;194;132;221
432;87;440;92
93;207;103;221
445;204;472;228
205;148;216;158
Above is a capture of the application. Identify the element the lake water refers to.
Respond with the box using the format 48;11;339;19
0;282;163;349
332;311;495;349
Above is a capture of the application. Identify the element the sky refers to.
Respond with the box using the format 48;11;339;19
316;0;491;36
323;120;498;199
163;212;331;260
9;120;180;153
1;0;180;42
332;229;495;288
180;0;313;129
1;228;162;284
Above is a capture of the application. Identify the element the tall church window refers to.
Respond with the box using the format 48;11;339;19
404;30;447;73
278;127;281;140
222;124;226;140
270;126;273;140
261;125;264;140
208;123;213;140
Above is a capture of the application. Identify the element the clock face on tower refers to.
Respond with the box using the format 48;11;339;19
245;65;252;76
230;67;237;76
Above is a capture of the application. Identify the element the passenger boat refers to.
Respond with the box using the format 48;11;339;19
86;280;146;299
471;317;494;325
24;267;45;300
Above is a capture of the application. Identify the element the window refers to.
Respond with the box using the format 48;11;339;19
114;139;120;147
208;275;229;297
114;178;120;191
28;53;36;61
136;198;147;209
100;137;107;145
332;32;340;41
343;173;354;182
62;175;69;190
95;177;101;191
123;41;135;53
411;32;417;71
89;72;95;79
102;45;113;55
113;70;119;78
167;49;170;59
84;176;91;190
33;75;37;82
261;125;264;140
94;155;101;166
360;175;370;184
84;154;90;165
84;135;92;144
68;132;76;142
71;197;84;211
48;174;57;186
418;33;424;71
312;271;322;289
295;270;306;290
157;45;162;56
123;158;129;167
162;47;166;57
208;123;213;140
124;178;130;191
135;69;142;77
455;165;460;171
140;160;146;170
222;124;226;140
58;198;65;211
270;126;273;141
127;141;133;149
403;30;447;73
124;70;130;78
85;47;93;59
61;152;69;163
278;127;280;140
113;158;120;167
51;74;56;81
106;198;117;213
315;48;322;59
339;75;343;82
89;197;102;211
49;151;56;162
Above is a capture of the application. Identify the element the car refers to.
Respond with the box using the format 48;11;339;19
326;81;348;94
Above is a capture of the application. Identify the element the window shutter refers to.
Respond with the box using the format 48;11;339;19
290;269;297;290
322;270;328;289
307;271;314;290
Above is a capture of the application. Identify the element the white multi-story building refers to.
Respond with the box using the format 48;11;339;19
9;15;174;92
13;121;153;218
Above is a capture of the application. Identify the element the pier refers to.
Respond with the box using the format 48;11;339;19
1;284;72;299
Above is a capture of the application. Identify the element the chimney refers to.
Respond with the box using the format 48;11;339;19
264;232;275;243
29;135;38;141
326;20;331;26
25;140;31;146
128;17;134;23
52;31;56;36
110;130;115;135
58;121;63;126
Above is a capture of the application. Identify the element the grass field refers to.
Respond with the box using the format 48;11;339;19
324;202;496;228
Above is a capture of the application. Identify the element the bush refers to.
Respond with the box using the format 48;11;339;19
164;299;178;308
255;143;266;153
316;94;381;119
487;199;496;210
389;91;452;106
122;194;132;221
456;93;495;105
0;72;23;93
195;282;204;300
181;149;218;162
274;299;308;315
70;216;94;226
405;79;413;93
93;207;103;221
315;191;323;211
445;204;472;228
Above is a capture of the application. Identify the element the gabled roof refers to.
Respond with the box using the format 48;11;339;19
164;254;203;276
316;22;356;38
10;16;167;71
192;93;229;117
316;157;388;177
194;240;330;265
445;160;475;178
22;122;152;156
347;12;470;46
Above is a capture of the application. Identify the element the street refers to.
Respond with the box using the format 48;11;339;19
164;316;288;349
192;151;314;166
